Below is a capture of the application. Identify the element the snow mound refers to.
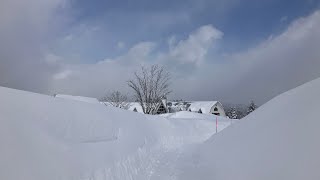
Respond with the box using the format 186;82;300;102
177;78;320;180
0;86;225;180
55;94;100;104
160;111;228;120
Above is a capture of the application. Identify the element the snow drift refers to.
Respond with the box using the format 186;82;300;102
2;76;319;180
177;78;320;180
0;86;229;180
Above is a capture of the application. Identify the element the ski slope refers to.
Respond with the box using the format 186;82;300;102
0;86;230;180
177;78;320;180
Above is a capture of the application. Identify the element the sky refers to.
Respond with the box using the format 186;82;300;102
0;0;320;105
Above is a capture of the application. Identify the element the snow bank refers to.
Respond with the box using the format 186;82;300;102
0;87;223;180
177;78;320;180
161;111;226;120
55;94;100;104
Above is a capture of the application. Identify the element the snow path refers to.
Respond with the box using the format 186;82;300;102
80;117;233;180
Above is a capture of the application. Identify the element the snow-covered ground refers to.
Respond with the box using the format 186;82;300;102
1;77;320;180
176;78;320;180
0;86;231;180
55;94;100;104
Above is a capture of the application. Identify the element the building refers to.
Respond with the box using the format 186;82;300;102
127;102;144;113
166;101;226;117
187;101;226;117
105;99;169;114
103;98;226;117
167;101;190;112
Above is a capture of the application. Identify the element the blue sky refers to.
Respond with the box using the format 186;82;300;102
1;0;320;104
53;0;320;62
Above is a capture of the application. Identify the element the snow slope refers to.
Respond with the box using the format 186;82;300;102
160;111;234;132
55;94;100;104
2;76;318;180
177;78;320;180
0;86;227;180
160;111;226;120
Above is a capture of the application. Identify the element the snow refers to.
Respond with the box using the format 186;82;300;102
127;102;145;113
0;86;229;180
187;101;218;114
160;111;234;133
176;78;320;180
161;111;227;120
2;76;320;179
55;94;100;104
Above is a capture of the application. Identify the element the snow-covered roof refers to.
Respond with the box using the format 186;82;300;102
127;102;144;113
55;94;99;104
187;101;218;114
101;102;145;113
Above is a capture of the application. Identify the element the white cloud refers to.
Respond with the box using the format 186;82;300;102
4;3;317;105
63;34;74;41
167;25;223;65
117;41;125;49
177;10;320;104
51;41;156;97
0;0;68;93
53;70;72;80
52;11;320;104
51;25;222;97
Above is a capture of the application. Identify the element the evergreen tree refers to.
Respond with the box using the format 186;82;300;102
230;107;238;119
247;100;258;115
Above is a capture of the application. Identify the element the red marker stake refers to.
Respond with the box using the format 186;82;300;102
216;116;218;133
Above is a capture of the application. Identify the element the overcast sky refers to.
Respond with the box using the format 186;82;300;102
1;0;320;105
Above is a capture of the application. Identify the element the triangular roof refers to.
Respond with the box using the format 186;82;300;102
187;101;219;114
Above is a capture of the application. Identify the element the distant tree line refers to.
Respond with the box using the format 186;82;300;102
100;91;129;109
224;100;258;119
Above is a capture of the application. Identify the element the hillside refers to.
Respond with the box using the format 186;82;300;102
177;78;320;180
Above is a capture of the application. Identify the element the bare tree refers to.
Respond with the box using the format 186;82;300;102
101;91;129;109
128;65;171;114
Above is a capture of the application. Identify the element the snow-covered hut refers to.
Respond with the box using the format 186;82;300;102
127;99;168;114
187;101;226;117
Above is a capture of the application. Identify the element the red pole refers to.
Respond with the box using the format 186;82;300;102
216;116;218;133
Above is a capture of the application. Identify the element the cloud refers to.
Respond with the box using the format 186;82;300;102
51;41;157;97
1;0;320;106
53;70;73;80
0;0;68;93
166;25;223;65
51;25;222;98
175;10;320;104
117;41;125;49
52;10;320;105
230;10;320;103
